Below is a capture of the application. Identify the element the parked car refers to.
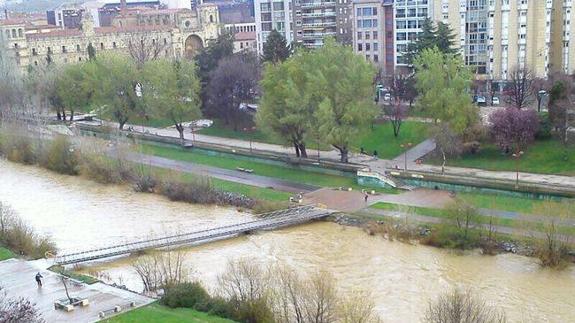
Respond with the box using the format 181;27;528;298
383;93;391;101
476;96;487;106
492;97;500;105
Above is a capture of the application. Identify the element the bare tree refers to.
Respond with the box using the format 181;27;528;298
431;123;462;174
127;32;167;67
301;271;338;323
218;258;268;305
532;201;573;268
424;288;507;323
0;286;44;323
505;67;534;110
339;291;381;323
132;249;187;292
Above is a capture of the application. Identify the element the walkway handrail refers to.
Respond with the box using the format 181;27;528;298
54;206;335;265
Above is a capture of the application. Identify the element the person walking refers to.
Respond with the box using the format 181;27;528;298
35;272;43;287
364;192;369;203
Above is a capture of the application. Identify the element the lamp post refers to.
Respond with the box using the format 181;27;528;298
512;150;524;189
243;126;256;153
400;142;412;171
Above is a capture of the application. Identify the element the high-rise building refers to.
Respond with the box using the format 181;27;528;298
254;0;293;53
393;0;431;67
292;0;337;48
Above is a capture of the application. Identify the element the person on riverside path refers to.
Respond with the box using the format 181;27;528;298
35;272;43;287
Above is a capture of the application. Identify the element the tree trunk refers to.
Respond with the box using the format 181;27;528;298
62;110;66;120
69;110;74;121
339;147;349;163
56;111;62;121
176;124;185;145
119;118;127;130
299;142;308;158
293;142;300;157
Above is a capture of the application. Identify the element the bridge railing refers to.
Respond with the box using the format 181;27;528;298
54;206;333;265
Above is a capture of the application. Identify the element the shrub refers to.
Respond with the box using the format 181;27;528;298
161;282;212;309
79;153;124;184
0;133;36;164
159;178;216;204
39;136;79;175
0;202;56;259
536;112;552;139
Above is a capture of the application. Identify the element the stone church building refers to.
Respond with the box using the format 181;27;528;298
0;4;220;69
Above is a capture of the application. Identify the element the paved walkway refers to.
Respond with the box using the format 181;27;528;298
123;152;319;194
99;122;575;189
0;258;152;323
391;139;436;163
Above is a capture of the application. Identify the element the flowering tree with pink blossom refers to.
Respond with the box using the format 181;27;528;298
489;107;539;153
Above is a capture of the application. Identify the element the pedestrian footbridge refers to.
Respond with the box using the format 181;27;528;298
53;205;336;266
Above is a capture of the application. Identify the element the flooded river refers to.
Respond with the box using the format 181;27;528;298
1;160;574;322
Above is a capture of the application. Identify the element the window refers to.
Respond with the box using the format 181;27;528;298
396;20;406;29
373;31;378;38
396;9;405;18
366;43;371;51
373;42;378;50
358;43;362;51
100;42;104;50
372;19;378;27
363;19;372;28
365;32;370;40
273;2;284;10
396;32;406;41
32;48;37;56
47;46;52;54
62;45;66;53
76;44;80;52
357;31;362;39
260;3;270;11
374;54;378;62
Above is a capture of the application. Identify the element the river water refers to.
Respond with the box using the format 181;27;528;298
1;160;574;322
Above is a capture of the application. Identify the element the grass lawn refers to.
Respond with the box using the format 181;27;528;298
458;192;569;215
435;140;575;175
355;121;430;159
198;119;284;145
105;303;234;323
141;144;397;192
128;115;174;129
370;202;575;235
0;247;14;261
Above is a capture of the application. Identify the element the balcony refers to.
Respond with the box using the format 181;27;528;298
301;21;337;28
302;31;336;39
300;1;336;8
301;11;336;18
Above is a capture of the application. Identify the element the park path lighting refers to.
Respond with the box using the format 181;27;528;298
400;142;413;171
512;150;524;189
242;126;256;153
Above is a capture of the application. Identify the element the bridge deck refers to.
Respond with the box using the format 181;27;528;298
54;206;334;265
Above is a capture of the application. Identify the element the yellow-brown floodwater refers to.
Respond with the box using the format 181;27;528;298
1;160;574;322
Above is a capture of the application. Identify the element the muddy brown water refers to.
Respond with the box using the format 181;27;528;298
1;160;574;322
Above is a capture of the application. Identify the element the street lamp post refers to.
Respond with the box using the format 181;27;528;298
512;150;524;189
400;142;413;171
243;126;256;153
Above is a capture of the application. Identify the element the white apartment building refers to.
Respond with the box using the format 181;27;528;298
254;0;294;54
394;0;432;66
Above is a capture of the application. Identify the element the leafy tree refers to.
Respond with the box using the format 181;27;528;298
547;73;574;145
310;38;378;162
262;29;291;64
414;48;477;135
89;54;140;129
488;107;539;153
404;19;457;64
196;32;234;108
56;63;95;121
258;52;316;157
206;53;259;131
142;59;201;143
431;123;462;174
505;67;534;110
0;44;24;114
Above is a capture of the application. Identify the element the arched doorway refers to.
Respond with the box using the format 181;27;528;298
184;35;203;59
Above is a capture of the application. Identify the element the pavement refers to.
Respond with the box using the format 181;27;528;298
124;152;319;194
99;122;575;190
0;258;153;323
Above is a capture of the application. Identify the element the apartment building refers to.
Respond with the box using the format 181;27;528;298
254;0;293;53
394;0;432;66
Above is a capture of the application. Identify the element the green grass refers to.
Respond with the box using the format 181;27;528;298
355;121;430;159
458;192;568;214
0;247;14;261
128;116;175;129
198;119;284;145
104;303;234;323
434;140;575;175
370;202;575;235
141;144;397;193
49;265;99;284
